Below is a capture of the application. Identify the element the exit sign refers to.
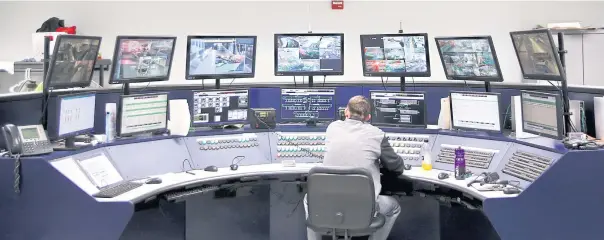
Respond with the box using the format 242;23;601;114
332;0;344;10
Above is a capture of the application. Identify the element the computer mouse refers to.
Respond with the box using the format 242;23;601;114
438;172;449;180
145;177;162;184
230;164;239;171
204;165;218;172
404;164;412;170
503;188;521;195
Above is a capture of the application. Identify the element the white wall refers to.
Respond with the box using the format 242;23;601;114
1;1;603;86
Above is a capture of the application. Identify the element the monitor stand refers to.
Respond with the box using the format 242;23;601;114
306;120;318;127
53;136;89;151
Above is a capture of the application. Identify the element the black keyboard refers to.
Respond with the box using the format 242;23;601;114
93;181;144;198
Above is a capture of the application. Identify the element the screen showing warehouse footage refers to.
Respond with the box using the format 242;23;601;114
436;37;502;81
47;36;101;88
361;34;429;76
275;34;343;75
187;37;256;79
511;31;562;80
370;91;426;127
111;37;176;83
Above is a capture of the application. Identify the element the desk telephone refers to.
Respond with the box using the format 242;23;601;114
2;124;53;156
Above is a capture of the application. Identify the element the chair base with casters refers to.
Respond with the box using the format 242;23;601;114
309;213;386;240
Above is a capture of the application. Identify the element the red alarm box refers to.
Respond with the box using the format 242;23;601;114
332;0;344;10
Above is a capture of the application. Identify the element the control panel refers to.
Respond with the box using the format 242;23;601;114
385;133;432;166
197;133;259;151
184;133;273;168
436;144;498;169
276;132;326;163
495;143;562;189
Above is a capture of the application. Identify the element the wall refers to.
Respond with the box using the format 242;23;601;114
0;1;603;86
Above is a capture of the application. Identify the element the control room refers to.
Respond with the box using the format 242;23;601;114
0;1;603;240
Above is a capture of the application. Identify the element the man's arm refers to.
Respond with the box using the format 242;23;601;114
379;135;405;173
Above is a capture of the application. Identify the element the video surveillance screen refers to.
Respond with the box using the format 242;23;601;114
46;35;102;89
435;36;503;82
186;36;256;79
110;37;176;83
361;34;430;77
275;34;344;76
510;30;563;81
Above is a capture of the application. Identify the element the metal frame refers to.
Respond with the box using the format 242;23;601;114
368;90;427;128
274;33;345;76
435;35;504;82
109;36;177;84
360;33;431;77
185;35;258;80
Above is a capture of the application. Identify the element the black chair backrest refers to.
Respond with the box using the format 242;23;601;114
306;166;376;230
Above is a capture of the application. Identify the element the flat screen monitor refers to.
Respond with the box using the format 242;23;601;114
510;29;564;81
191;89;249;126
360;34;431;77
186;36;257;80
45;35;102;89
109;36;177;84
435;36;503;82
46;92;96;140
280;88;336;121
274;33;344;76
118;93;169;136
450;91;502;132
369;91;426;127
520;90;565;139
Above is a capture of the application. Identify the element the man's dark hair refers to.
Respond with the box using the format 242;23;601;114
347;95;371;120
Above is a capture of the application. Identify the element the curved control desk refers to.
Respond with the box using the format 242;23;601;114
0;126;602;240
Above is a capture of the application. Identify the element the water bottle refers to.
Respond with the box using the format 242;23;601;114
454;147;466;180
421;143;432;171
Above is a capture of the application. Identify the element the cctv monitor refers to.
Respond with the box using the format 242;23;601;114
191;89;249;126
274;33;344;76
520;90;565;139
360;34;431;77
186;36;257;80
46;92;96;142
109;36;177;84
435;36;503;82
369;91;426;127
510;29;564;81
449;91;502;132
280;88;336;122
117;93;169;136
45;35;102;89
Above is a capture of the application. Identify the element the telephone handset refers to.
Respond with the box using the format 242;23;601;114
2;124;53;156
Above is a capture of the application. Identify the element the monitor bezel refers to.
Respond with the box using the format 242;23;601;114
45;35;102;89
190;88;250;127
435;36;504;82
46;92;97;140
449;91;503;133
510;29;566;81
274;33;345;76
368;90;428;128
185;35;258;80
360;33;431;78
109;36;177;84
519;90;565;140
279;87;337;122
117;92;169;137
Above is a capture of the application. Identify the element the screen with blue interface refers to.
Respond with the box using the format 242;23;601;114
192;89;249;126
280;88;336;121
187;36;256;79
370;91;426;127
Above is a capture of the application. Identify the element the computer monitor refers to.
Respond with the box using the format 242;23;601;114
449;91;502;132
46;92;96;141
435;36;503;82
369;91;426;127
117;93;169;136
45;35;102;89
360;33;431;77
274;33;344;76
109;36;177;84
280;88;336;122
520;90;565;139
186;36;257;80
510;29;565;81
191;89;249;126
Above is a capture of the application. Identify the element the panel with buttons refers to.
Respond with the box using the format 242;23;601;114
276;132;326;163
197;133;259;151
502;150;553;182
436;144;498;169
385;133;431;165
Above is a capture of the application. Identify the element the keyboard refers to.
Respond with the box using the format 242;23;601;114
93;181;144;198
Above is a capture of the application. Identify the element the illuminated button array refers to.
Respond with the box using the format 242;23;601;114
197;134;259;151
277;133;326;159
386;134;430;162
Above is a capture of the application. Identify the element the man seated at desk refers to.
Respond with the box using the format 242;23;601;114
305;95;406;240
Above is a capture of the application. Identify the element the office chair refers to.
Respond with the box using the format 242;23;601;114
306;166;385;240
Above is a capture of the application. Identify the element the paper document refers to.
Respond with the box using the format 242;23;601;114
51;157;99;194
438;97;451;130
78;153;123;188
168;99;191;136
